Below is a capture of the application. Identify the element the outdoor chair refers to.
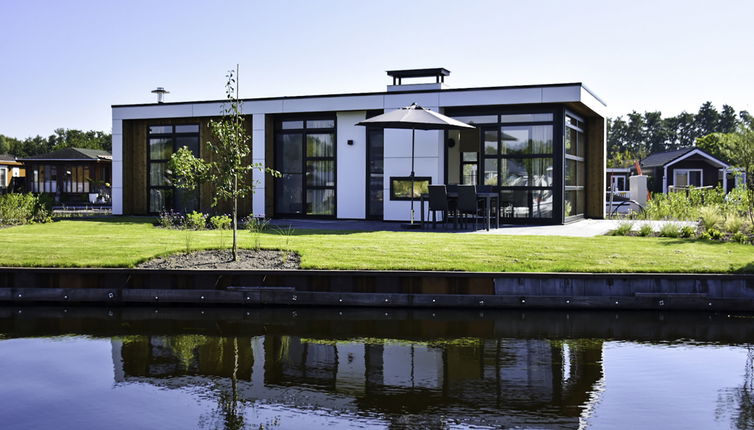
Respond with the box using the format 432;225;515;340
456;185;481;230
427;185;452;229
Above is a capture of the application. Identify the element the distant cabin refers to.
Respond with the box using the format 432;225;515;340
0;154;25;193
639;147;738;194
18;147;112;205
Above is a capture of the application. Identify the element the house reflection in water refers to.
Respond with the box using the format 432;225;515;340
112;335;603;429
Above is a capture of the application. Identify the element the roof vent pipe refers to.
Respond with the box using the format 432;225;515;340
151;87;170;103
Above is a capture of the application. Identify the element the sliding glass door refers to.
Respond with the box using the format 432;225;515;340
275;118;336;217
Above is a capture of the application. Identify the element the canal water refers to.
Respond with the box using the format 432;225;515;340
0;307;752;430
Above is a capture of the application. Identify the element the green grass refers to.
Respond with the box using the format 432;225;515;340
0;217;752;273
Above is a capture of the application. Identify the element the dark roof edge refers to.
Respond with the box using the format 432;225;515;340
112;82;605;108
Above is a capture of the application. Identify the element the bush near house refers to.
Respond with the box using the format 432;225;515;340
628;187;753;244
0;193;52;225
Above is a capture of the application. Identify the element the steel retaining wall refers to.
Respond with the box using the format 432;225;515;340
0;268;752;311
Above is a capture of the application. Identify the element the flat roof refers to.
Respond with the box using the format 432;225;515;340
112;81;606;109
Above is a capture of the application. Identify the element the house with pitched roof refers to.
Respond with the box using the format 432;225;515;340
639;147;733;193
18;147;112;205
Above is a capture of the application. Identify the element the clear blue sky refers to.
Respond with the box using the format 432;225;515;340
1;0;752;138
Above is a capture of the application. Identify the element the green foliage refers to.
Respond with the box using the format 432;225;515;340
209;215;231;230
701;228;724;241
246;216;271;251
167;146;208;191
659;223;681;238
680;225;696;238
608;102;750;168
697;124;754;189
611;222;633;236
723;214;746;234
0;193;52;225
156;210;183;228
637;224;654;237
637;187;747;222
184;211;207;230
164;67;280;260
699;206;723;231
0;129;110;157
731;231;750;244
2;218;754;272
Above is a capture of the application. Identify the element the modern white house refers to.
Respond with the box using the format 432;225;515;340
111;68;607;224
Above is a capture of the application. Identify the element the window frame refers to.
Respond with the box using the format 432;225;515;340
673;168;703;188
146;123;200;214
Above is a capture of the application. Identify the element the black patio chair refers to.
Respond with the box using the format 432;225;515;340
427;185;451;229
456;185;481;230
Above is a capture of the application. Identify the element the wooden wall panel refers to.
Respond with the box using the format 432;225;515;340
586;116;606;218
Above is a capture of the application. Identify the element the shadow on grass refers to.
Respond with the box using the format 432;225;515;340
57;215;156;226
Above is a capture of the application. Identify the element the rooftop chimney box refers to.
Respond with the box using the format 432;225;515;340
386;68;450;92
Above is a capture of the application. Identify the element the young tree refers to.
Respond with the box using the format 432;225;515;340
169;66;279;261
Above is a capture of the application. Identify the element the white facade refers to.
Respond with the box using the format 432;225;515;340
112;81;606;220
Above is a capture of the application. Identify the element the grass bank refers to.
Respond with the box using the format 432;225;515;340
0;218;751;272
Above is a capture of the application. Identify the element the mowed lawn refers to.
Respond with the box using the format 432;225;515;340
0;217;751;272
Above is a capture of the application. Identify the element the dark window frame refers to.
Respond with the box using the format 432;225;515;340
389;176;432;201
146;124;200;214
274;114;337;218
564;111;586;220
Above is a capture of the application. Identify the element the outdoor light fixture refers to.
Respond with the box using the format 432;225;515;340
447;138;456;148
151;87;170;103
347;139;354;146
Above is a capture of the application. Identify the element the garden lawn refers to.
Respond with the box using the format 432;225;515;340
0;218;751;272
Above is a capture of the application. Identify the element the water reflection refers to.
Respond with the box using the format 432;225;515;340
1;307;753;430
114;334;602;429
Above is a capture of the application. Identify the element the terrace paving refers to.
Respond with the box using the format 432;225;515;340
270;218;696;237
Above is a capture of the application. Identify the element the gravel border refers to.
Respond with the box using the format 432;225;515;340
137;249;300;270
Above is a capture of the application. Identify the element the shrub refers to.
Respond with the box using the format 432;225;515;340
698;206;723;232
637;224;654;237
731;231;750;244
0;193;52;225
245;216;270;233
157;210;183;228
209;214;231;230
723;214;746;235
611;222;633;236
701;228;724;241
659;223;681;238
679;225;696;238
184;211;207;230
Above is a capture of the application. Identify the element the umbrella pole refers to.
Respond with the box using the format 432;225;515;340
410;128;415;224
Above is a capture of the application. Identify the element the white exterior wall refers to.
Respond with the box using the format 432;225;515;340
251;113;266;217
336;111;367;219
111;83;605;220
111;119;123;214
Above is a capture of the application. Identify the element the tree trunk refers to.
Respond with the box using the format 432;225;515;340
232;174;238;261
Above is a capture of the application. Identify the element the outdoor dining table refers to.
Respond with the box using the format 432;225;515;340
419;190;500;231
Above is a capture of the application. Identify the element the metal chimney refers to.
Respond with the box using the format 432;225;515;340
151;87;170;103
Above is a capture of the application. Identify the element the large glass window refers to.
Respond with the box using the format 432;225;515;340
564;112;586;217
147;124;200;213
275;117;336;217
482;114;555;220
367;128;384;219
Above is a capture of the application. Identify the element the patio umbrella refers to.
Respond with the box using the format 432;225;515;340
357;103;474;227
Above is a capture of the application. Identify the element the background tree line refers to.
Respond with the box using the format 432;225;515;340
0;128;111;158
608;101;753;167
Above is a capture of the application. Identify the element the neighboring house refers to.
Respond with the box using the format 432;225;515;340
111;68;608;225
0;154;24;193
18;147;112;205
605;167;631;195
640;147;730;194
